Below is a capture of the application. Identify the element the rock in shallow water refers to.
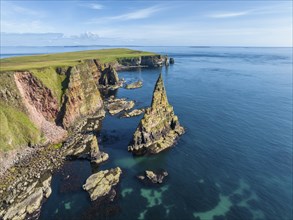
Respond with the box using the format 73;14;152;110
125;80;143;89
128;73;184;155
121;108;146;118
137;170;168;184
90;135;109;165
83;167;122;201
105;96;135;115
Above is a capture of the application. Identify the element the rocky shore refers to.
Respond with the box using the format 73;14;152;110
0;146;63;220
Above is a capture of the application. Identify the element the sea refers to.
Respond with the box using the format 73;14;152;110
1;46;292;220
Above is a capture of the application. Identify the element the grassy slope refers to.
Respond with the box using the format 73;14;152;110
0;48;155;72
0;104;43;152
0;48;155;152
0;73;43;152
30;68;66;105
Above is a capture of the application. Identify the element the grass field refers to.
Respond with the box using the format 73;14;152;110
0;48;155;72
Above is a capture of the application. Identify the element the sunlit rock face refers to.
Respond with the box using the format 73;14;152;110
83;167;122;201
128;73;184;155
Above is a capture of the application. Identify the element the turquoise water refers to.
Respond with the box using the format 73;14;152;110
2;46;292;219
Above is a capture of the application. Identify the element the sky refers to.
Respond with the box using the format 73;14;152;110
0;0;292;46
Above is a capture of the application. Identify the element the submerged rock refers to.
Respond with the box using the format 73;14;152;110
105;96;135;115
121;108;146;118
125;80;143;89
137;170;168;184
128;73;184;155
83;167;122;201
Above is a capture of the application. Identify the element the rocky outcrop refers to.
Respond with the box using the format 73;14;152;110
141;55;166;67
83;167;122;201
121;108;146;118
128;73;184;155
105;96;135;115
117;55;167;68
59;61;104;129
89;135;109;165
165;56;169;66
63;109;107;162
99;65;119;86
137;170;168;184
1;173;53;220
125;80;143;89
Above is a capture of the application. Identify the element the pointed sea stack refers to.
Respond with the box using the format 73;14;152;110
128;73;184;155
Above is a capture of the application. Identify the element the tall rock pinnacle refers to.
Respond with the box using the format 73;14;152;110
128;73;184;155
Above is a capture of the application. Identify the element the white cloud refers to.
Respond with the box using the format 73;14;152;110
82;3;104;10
1;2;44;17
208;11;251;18
108;6;162;20
91;3;103;10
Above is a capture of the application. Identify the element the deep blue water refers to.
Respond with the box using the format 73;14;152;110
2;46;292;220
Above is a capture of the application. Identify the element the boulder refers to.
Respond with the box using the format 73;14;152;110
137;170;168;183
121;108;146;118
128;73;184;155
105;97;135;115
169;58;175;64
125;80;143;89
83;167;122;201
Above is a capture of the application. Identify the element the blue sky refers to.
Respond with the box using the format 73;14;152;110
1;1;292;46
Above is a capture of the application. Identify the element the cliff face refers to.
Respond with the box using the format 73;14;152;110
59;61;103;128
14;72;67;145
117;55;167;68
0;52;166;160
128;73;184;155
99;65;119;86
14;71;59;122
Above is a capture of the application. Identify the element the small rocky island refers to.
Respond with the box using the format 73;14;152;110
128;73;184;155
83;167;122;201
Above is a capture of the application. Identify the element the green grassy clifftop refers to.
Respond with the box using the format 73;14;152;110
0;48;155;72
0;48;159;153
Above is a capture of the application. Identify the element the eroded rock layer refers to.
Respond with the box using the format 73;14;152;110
128;73;184;155
83;167;122;201
60;61;104;128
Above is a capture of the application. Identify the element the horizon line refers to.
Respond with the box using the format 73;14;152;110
1;45;292;48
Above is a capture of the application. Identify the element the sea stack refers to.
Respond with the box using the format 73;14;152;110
128;73;184;155
99;65;119;86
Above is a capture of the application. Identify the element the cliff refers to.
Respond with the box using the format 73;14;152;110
0;48;164;173
128;73;184;155
117;55;167;68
